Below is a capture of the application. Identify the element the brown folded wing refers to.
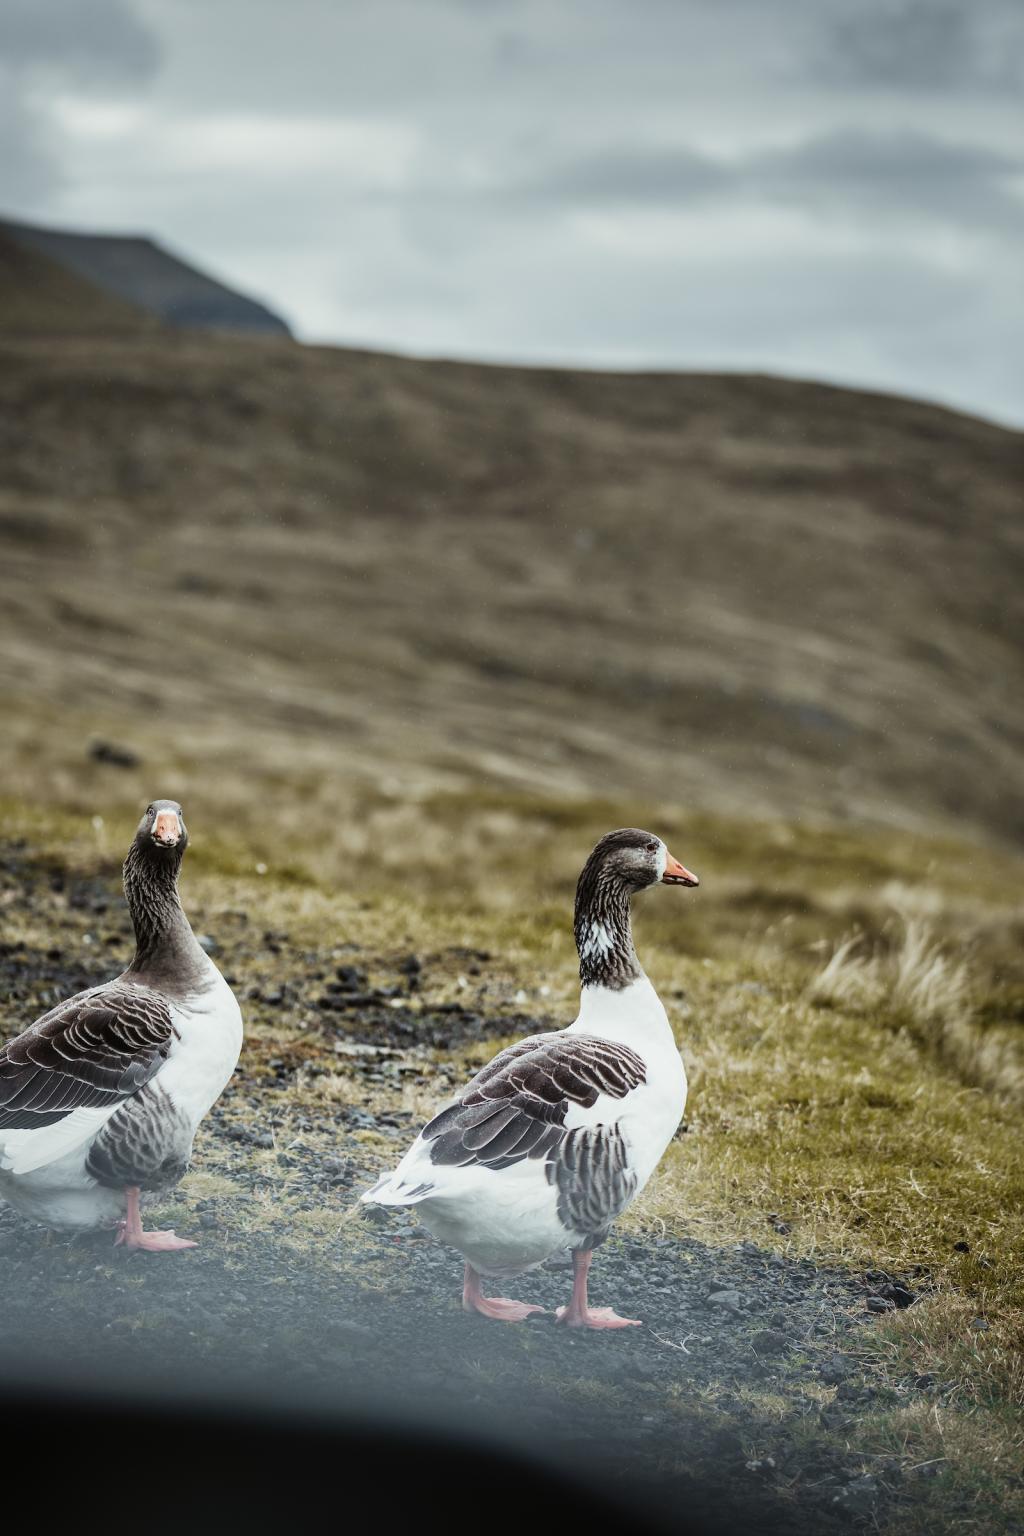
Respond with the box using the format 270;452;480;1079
424;1032;646;1172
0;982;175;1130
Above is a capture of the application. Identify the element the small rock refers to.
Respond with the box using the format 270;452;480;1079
952;1240;970;1253
744;1457;776;1477
832;1474;879;1516
706;1289;744;1313
818;1352;854;1384
969;1316;990;1331
362;1204;391;1224
751;1329;788;1355
867;1296;895;1313
879;1281;916;1308
912;1372;936;1390
89;739;140;768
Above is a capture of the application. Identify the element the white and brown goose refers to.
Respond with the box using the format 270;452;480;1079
363;828;698;1329
0;800;243;1251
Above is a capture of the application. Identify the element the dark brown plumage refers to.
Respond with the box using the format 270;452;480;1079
0;983;174;1131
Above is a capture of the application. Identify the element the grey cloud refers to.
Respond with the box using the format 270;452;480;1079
0;77;62;206
754;130;1024;232
510;129;1024;235
811;0;1024;94
515;146;730;205
0;0;160;213
0;0;160;85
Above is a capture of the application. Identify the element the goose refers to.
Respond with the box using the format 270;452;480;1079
362;828;698;1329
0;800;243;1251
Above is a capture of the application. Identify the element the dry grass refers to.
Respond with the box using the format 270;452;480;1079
807;915;1023;1101
806;934;885;1012
855;1297;1024;1534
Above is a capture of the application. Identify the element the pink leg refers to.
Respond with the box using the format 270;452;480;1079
114;1186;198;1253
556;1249;641;1330
461;1263;547;1322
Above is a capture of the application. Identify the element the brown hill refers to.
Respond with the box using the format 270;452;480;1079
0;271;1021;844
0;227;154;335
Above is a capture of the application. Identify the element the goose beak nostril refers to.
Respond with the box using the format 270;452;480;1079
152;811;181;846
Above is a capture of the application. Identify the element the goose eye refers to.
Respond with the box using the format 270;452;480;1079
645;841;658;853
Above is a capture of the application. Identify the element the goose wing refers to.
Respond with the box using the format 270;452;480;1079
423;1032;647;1171
0;981;174;1152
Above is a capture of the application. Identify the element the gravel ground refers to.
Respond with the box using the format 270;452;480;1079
0;842;935;1534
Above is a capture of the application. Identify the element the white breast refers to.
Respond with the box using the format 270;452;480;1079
567;976;687;1189
158;970;243;1127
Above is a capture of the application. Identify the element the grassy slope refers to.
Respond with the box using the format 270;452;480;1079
0;327;1021;844
3;789;1021;1531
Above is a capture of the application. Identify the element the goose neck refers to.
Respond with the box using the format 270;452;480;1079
122;841;207;990
573;867;642;990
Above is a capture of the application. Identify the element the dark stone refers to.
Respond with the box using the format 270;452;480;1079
832;1474;879;1517
706;1289;745;1314
88;738;140;768
335;965;367;990
818;1352;854;1384
751;1329;788;1355
879;1281;916;1308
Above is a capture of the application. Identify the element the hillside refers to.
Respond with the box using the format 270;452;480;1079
0;228;155;335
1;218;291;336
1;245;1023;1534
0;319;1020;846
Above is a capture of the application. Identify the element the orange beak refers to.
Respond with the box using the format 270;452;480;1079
662;852;699;887
152;810;181;846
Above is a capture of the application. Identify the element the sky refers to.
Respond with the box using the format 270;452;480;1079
2;0;1022;426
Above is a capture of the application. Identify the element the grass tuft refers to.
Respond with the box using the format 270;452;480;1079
808;915;1023;1102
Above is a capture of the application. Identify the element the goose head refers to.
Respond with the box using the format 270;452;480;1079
580;828;699;894
135;799;189;860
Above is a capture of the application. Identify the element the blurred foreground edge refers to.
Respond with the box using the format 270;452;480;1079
0;1370;748;1536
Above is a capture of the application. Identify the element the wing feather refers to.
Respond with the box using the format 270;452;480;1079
0;982;174;1136
422;1032;645;1176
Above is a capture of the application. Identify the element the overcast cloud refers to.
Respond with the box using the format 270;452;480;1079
1;0;1022;425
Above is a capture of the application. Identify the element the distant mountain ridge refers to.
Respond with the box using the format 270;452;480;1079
0;216;291;337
